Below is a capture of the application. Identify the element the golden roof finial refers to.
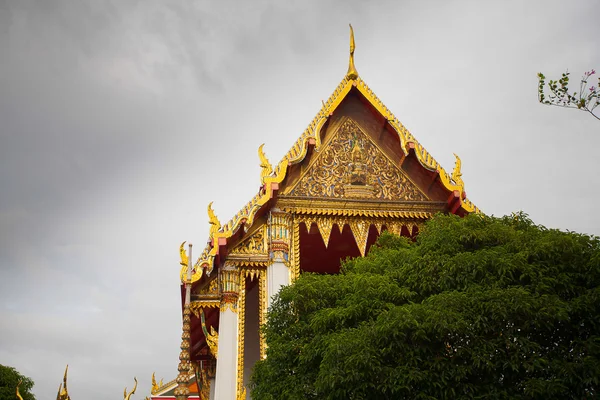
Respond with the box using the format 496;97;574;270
346;24;358;80
16;379;24;400
123;377;137;400
56;365;70;400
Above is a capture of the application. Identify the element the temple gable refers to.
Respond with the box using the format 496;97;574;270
284;118;428;202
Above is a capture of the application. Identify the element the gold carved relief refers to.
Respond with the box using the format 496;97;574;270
230;227;267;255
287;119;428;201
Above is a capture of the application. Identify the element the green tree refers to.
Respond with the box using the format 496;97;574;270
251;213;600;399
538;70;599;121
0;365;35;400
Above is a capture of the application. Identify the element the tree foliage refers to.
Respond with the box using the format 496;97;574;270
251;213;600;399
0;365;35;400
538;69;599;121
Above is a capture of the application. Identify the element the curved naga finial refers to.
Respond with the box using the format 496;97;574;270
207;202;221;238
16;379;24;400
451;153;464;189
151;372;164;394
56;365;70;400
179;241;188;267
200;308;219;358
258;144;274;185
346;24;359;80
124;377;137;400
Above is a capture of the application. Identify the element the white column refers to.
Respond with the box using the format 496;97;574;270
267;261;290;309
213;266;240;400
213;307;238;400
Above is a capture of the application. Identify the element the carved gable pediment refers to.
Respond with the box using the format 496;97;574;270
284;118;428;201
230;226;267;255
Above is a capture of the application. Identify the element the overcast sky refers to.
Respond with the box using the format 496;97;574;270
1;0;599;399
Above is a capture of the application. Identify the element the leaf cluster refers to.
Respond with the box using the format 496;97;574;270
251;213;600;399
0;365;36;400
538;70;599;121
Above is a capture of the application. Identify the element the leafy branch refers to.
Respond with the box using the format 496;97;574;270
538;69;599;121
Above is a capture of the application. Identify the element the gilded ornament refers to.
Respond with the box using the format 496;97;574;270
288;119;428;202
451;153;464;188
179;242;204;283
199;368;211;400
200;308;219;358
16;379;24;400
237;280;246;400
258;144;274;185
346;24;358;80
231;227;266;255
151;372;164;395
208;202;221;238
56;365;70;400
258;269;268;359
190;300;220;317
123;378;137;400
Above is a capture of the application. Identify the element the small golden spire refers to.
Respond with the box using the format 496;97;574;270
346;24;358;80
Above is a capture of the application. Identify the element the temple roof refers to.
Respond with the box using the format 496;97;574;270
181;27;478;283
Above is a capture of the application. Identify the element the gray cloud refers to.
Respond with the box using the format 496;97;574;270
1;0;599;399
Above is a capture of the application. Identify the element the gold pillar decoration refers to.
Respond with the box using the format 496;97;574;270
174;302;192;400
123;378;137;400
259;269;267;359
56;365;70;400
220;265;241;313
269;210;291;263
291;217;301;281
236;272;247;400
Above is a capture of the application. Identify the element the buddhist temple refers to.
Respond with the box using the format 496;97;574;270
154;26;478;400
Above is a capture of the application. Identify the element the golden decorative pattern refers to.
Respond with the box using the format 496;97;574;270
237;273;246;400
199;368;211;400
297;215;424;258
174;304;192;398
200;308;219;359
259;269;267;360
220;294;238;314
287;119;428;202
230;227;266;255
348;219;370;256
316;218;334;247
291;219;301;282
